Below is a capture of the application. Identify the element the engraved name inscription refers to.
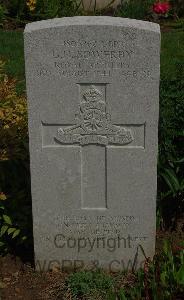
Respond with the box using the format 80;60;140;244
35;36;153;80
51;39;134;78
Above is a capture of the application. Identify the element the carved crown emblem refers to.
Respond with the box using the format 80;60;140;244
83;86;103;103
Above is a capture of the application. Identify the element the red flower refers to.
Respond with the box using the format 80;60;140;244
153;2;171;14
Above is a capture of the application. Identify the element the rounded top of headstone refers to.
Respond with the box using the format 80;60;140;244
24;16;160;34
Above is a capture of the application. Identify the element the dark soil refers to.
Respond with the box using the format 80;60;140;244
0;255;69;299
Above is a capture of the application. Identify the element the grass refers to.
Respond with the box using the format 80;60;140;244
0;30;25;93
161;29;184;80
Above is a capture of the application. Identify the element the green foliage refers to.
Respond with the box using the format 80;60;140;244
0;202;22;251
154;240;184;299
65;241;184;299
67;270;115;298
115;0;154;20
1;0;82;20
170;0;184;18
158;56;184;228
0;0;28;19
121;245;184;299
157;30;184;228
0;60;32;257
0;4;7;24
158;158;184;198
160;67;184;150
35;0;81;18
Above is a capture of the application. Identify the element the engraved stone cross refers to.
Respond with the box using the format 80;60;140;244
53;84;134;210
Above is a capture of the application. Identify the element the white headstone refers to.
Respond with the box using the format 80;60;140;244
24;17;160;272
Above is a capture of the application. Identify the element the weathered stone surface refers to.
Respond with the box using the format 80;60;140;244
24;17;160;272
